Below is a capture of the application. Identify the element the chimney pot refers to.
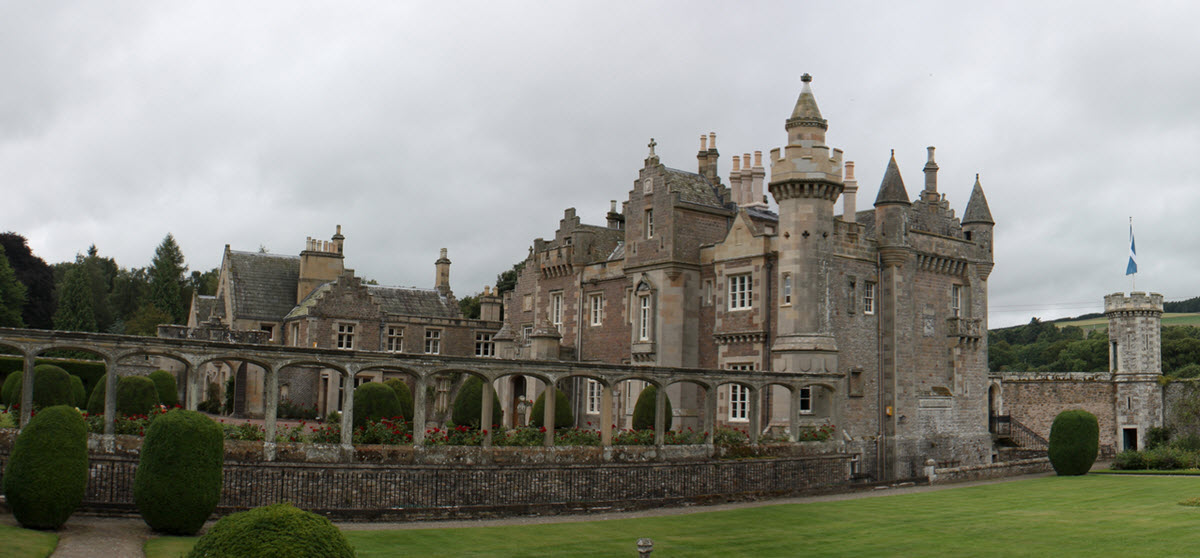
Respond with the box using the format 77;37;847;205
700;135;707;151
732;155;741;172
754;151;762;167
708;132;716;150
845;161;856;180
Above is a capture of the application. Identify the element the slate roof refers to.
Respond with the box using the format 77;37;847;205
874;154;912;206
368;285;460;318
226;251;300;321
663;167;728;208
962;175;994;225
608;242;625;261
193;295;217;322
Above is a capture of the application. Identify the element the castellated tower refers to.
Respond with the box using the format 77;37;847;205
1105;292;1164;451
768;73;844;375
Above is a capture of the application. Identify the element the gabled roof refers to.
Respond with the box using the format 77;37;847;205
962;175;994;225
664;167;727;208
874;153;911;206
227;251;300;321
368;285;460;318
193;295;217;323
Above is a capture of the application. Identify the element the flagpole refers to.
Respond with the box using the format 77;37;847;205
1130;217;1135;293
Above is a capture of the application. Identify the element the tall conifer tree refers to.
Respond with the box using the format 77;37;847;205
0;245;27;327
53;265;97;332
148;234;187;324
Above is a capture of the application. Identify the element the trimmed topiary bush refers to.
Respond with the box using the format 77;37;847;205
352;382;403;428
186;502;355;558
2;405;88;529
632;385;673;431
117;375;160;416
451;376;502;429
87;373;108;415
2;365;75;409
148;370;180;407
1111;450;1147;470
530;387;575;429
384;378;414;421
69;375;86;408
134;409;224;535
1048;409;1099;476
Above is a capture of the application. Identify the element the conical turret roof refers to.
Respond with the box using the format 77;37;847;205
787;74;828;130
874;152;911;206
962;174;994;225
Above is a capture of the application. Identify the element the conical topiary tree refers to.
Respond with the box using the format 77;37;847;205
186;503;354;558
384;378;415;421
69;375;86;408
148;370;180;407
87;373;108;415
632;384;673;431
2;364;75;410
451;376;502;428
1048;409;1099;476
117;375;159;416
530;387;574;429
353;382;403;428
134;409;224;535
2;405;89;529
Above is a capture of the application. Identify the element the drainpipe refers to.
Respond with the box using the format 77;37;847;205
876;252;886;481
762;257;774;434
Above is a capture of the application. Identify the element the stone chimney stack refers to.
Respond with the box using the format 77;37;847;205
739;152;754;206
479;285;503;321
297;227;346;303
843;161;858;219
703;132;720;184
435;248;452;296
606;199;625;230
729;155;743;206
922;146;939;203
749;150;766;207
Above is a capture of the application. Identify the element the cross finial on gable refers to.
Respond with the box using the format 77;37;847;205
648;138;657;157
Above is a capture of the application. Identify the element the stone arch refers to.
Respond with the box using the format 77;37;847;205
494;370;558;428
113;349;192;408
664;378;711;433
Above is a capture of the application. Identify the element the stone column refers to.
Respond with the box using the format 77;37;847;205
543;381;556;447
654;384;666;446
339;370;355;458
18;351;34;429
600;384;614;446
704;385;718;445
263;364;279;461
790;386;803;442
481;377;494;447
103;357;119;451
412;375;427;446
748;386;761;444
185;362;200;411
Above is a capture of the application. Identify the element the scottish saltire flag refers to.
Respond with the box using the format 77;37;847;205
1126;222;1137;275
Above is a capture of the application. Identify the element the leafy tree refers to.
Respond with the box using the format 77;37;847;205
148;234;188;324
189;268;219;297
494;261;526;294
124;304;173;337
0;244;27;327
109;266;150;327
458;293;481;319
53;265;97;332
0;232;54;329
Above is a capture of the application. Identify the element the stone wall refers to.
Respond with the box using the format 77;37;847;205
1001;373;1116;449
0;442;853;520
930;457;1052;484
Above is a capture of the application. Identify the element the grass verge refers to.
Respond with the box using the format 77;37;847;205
145;475;1200;557
0;522;59;558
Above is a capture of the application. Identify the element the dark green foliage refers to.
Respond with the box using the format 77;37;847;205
134;409;223;535
451;376;502;428
352;382;403;428
1048;409;1099;476
0;244;27;327
148;234;188;324
458;293;481;319
124;303;172;337
494;261;526;295
69;375;85;407
87;374;108;414
384;378;414;422
148;370;180;407
1172;433;1200;452
223;376;235;414
3;405;88;529
0;232;55;329
632;385;673;431
2;365;75;409
1111;449;1148;470
186;503;354;558
53;264;97;332
992;320;1200;376
117;375;159;416
1146;426;1171;450
530;387;574;429
0;357;107;404
1174;363;1200;379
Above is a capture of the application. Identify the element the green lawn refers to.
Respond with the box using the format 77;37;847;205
143;475;1200;557
0;522;58;558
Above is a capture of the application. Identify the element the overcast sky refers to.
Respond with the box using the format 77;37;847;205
2;2;1197;328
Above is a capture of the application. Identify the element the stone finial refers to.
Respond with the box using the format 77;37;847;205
801;73;812;83
647;138;657;158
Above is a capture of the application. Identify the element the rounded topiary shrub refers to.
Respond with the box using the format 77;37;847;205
632;385;673;431
384;378;414;421
87;373;108;415
117;375;160;416
69;375;86;408
451;376;502;429
148;370;180;407
2;405;88;529
2;365;75;409
1048;409;1099;476
134;409;224;535
352;382;403;428
186;502;355;558
530;387;575;429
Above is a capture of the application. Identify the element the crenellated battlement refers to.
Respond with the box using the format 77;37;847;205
1104;292;1163;315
